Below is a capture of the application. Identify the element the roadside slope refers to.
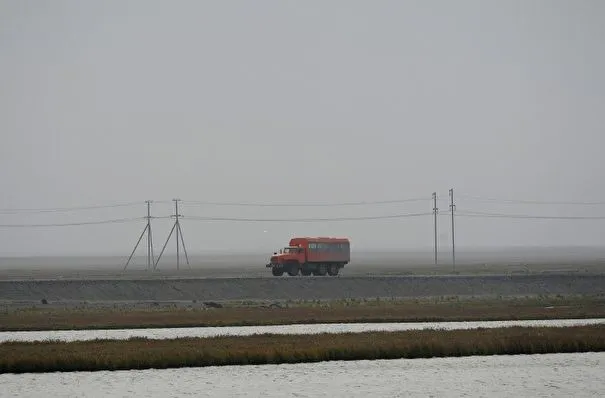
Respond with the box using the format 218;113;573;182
1;274;604;303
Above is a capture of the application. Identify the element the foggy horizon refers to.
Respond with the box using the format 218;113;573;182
2;244;605;260
2;1;604;256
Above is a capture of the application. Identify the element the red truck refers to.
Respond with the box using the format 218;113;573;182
266;236;350;276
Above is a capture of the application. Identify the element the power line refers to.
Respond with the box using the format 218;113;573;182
0;217;144;228
456;194;605;206
455;210;605;220
181;197;431;208
3;192;603;214
184;212;433;223
0;201;144;215
0;196;435;216
3;208;603;227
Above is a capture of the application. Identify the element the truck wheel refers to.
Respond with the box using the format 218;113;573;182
327;264;339;276
272;268;283;276
301;267;312;276
287;265;299;276
313;264;327;276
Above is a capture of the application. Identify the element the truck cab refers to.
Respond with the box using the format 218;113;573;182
268;246;305;276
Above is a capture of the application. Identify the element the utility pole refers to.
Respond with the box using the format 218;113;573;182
123;200;155;272
175;198;180;270
154;198;190;271
433;192;438;266
147;200;155;270
449;188;456;272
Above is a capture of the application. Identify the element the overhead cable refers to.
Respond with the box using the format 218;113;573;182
0;196;433;215
456;194;605;206
181;197;430;207
184;212;432;222
0;201;144;215
0;217;145;228
454;210;605;220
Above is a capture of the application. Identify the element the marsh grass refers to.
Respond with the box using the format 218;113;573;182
1;296;603;331
1;325;604;373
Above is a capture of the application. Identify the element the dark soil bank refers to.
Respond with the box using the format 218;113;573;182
1;274;604;304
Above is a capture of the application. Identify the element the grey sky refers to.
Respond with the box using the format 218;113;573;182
1;0;604;256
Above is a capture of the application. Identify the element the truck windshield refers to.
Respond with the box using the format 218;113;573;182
283;247;300;253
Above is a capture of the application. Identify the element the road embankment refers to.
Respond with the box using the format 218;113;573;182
1;274;604;304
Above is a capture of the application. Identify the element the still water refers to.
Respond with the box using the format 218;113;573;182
1;352;603;397
1;318;604;343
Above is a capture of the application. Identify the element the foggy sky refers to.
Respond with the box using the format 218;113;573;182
1;0;604;256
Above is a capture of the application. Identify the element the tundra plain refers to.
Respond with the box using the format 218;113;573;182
0;249;604;310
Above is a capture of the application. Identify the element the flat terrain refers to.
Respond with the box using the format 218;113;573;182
1;250;604;309
2;325;604;373
2;251;603;373
2;249;605;280
2;296;604;331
